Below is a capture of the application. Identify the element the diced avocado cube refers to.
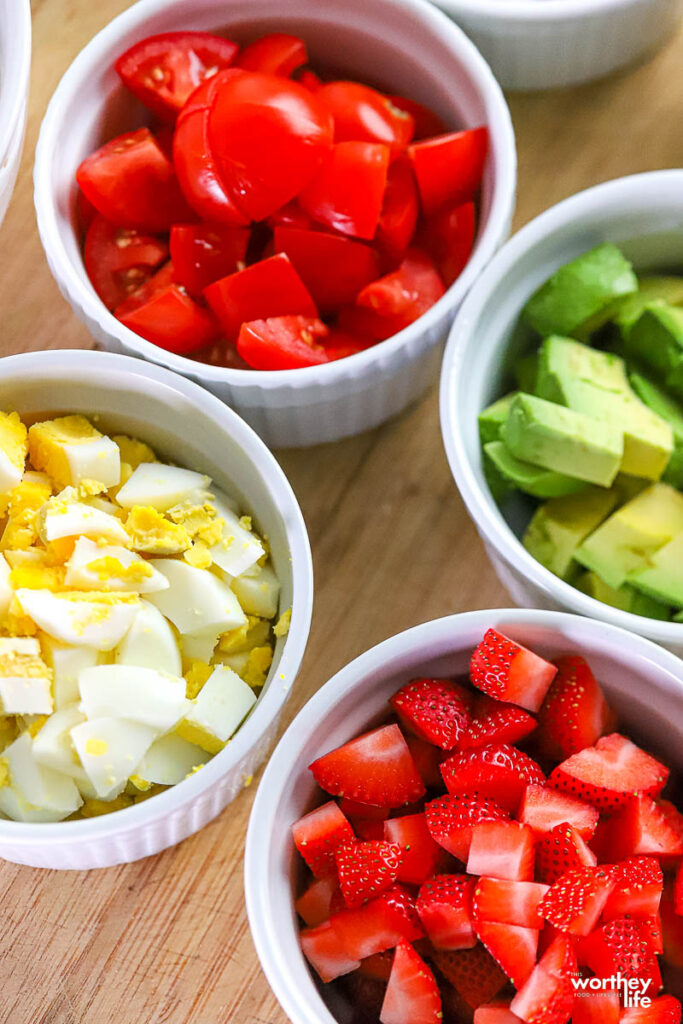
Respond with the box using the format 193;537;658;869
483;441;587;499
502;393;623;488
674;609;683;622
522;487;619;579
663;445;683;489
613;473;649;504
628;532;683;607
478;393;518;445
482;450;513;506
574;482;683;588
537;336;631;404
576;571;672;620
630;372;683;487
615;276;683;337
514;354;539;394
523;243;637;338
626;303;683;378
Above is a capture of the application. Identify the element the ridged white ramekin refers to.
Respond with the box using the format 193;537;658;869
435;0;683;91
245;609;683;1024
440;170;683;655
33;0;516;449
0;350;313;869
0;0;31;228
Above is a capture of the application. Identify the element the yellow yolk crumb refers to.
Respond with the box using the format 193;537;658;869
218;615;270;655
25;715;49;738
125;506;191;554
175;720;224;755
273;609;291;638
28;416;104;488
4;595;38;636
112;435;156;469
81;794;133;817
1;473;52;550
76;479;107;497
183;542;212;569
0;412;28;501
184;660;212;699
85;738;108;756
0;756;9;788
45;537;76;563
242;645;273;690
128;774;151;792
0;718;17;752
86;556;153;584
9;565;65;591
239;515;252;531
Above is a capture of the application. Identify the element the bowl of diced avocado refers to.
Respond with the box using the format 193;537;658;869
440;170;683;652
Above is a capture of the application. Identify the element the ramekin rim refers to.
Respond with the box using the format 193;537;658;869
438;0;656;22
0;0;31;165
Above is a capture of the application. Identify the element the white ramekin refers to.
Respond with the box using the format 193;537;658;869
435;0;683;91
33;0;516;449
0;349;313;869
440;170;683;655
0;0;31;228
245;609;683;1024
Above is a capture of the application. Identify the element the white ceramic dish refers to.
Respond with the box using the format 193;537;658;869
33;0;516;449
435;0;683;91
440;170;683;655
0;0;31;228
245;608;683;1024
0;349;313;869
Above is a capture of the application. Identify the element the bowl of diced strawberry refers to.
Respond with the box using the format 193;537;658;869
245;609;683;1024
34;0;515;447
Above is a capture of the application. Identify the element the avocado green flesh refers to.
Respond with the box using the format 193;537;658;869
630;372;683;487
626;303;683;379
514;353;539;394
627;532;683;606
523;487;618;579
576;571;672;620
615;276;683;337
478;393;518;445
484;441;587;499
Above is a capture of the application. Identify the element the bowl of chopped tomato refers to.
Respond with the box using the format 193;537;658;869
34;0;516;447
0;0;31;228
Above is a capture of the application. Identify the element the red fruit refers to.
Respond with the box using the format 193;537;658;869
510;934;577;1024
549;734;669;812
356;819;389;841
359;949;395;981
384;814;441;886
390;677;471;751
620;997;682;1024
336;840;404;909
599;796;683;861
404;734;444;789
420;200;476;287
661;891;683;967
424;792;510;862
470;629;557;713
340;799;391;821
537;655;614;760
539;865;616;936
518;784;598;841
570;988;620;1024
581;916;662;990
467;821;536;882
474;1005;524;1024
292;801;354;877
310;724;426;808
603;857;664;921
458;694;536;752
441;743;546;813
300;920;361;982
535;824;597;885
475;921;539;989
356;248;445;323
473;878;549;930
375;157;419;261
298;140;390;240
431;944;507;1009
331;884;424;961
235;32;307;77
380;940;442;1024
675;862;683;916
415;874;476;950
296;875;340;927
409;127;488;215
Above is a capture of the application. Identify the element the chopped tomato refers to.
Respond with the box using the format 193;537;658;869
76;127;192;232
299;141;390;240
115;261;175;317
337;303;409;341
357;247;444;321
297;69;323;93
115;263;219;354
85;214;168;311
265;201;314;231
323;329;376;361
409;127;488;215
204;252;318;341
421;201;476;286
374;157;419;262
317;81;414;155
387;94;446;140
115;31;239;122
237;315;331;370
77;190;98;234
236;33;307;77
170;223;250;296
208;71;334;221
273;226;380;313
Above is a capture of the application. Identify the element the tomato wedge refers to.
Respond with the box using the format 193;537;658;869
84;214;168;311
273;227;380;313
236;33;307;77
337;304;409;342
115;263;219;354
408;127;488;215
299;141;390;240
170;223;250;296
317;82;414;156
297;69;323;93
323;329;376;361
208;72;334;221
204;252;318;341
266;201;314;231
387;95;446;140
374;157;419;262
421;201;476;286
76;127;192;232
115;31;239;122
357;247;444;320
237;315;331;370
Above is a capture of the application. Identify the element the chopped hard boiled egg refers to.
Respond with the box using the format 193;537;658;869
230;563;281;619
40;635;102;709
125;506;191;554
116;462;210;511
137;733;210;786
71;717;157;799
78;664;188;732
0;732;82;822
148;558;247;635
115;599;181;676
16;589;138;650
0;411;28;495
0;637;53;715
208;490;265;577
32;706;87;779
28;415;121;489
0;553;13;622
41;496;130;544
176;665;257;754
65;536;169;593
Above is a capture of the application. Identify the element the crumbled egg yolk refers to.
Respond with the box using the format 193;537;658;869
274;609;292;638
125;506;191;554
242;645;273;690
184;660;213;699
1;474;52;550
86;556;153;585
112;435;156;470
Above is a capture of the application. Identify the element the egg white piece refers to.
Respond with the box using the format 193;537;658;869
0;554;12;622
42;499;130;544
178;665;257;753
78;664;188;732
39;635;103;710
65;537;169;594
0;636;53;715
0;449;22;495
16;589;138;650
180;628;221;664
148;559;247;636
116;463;210;512
208;490;264;578
63;435;121;488
137;733;210;786
71;717;157;799
230;563;280;619
33;706;87;779
0;732;83;821
212;649;250;676
115;599;181;676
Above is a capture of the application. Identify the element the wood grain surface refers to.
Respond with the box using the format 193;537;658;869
1;3;682;1021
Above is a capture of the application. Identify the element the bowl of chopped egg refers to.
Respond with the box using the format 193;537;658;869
0;348;313;869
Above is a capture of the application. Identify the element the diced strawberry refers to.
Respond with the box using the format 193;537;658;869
536;823;597;885
296;875;340;926
355;819;389;841
310;724;426;807
580;916;662;991
473;878;549;929
620;996;682;1024
431;943;507;1009
358;949;395;981
475;921;539;989
380;940;442;1024
331;884;424;961
603;857;664;921
300;920;361;982
292;801;355;877
390;678;471;750
425;793;510;862
470;629;557;713
441;743;546;812
674;861;683;916
539;865;616;936
549;734;669;812
467;821;536;881
415;874;476;950
459;694;537;752
599;796;683;861
474;1005;524;1024
661;891;683;968
510;934;577;1024
384;813;441;885
537;655;614;760
336;840;404;909
340;798;391;821
641;914;664;955
405;734;444;789
518;784;598;840
570;988;620;1024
